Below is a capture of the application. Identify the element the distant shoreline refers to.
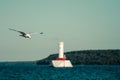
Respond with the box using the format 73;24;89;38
36;49;120;65
0;49;120;65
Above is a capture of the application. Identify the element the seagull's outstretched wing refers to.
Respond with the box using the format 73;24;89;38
29;32;39;35
9;28;26;35
29;32;43;35
40;32;43;34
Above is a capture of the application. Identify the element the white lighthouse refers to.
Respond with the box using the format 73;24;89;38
58;42;64;58
52;42;73;68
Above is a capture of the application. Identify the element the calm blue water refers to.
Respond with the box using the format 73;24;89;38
0;62;120;80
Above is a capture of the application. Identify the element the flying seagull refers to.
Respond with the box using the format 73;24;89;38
9;28;43;39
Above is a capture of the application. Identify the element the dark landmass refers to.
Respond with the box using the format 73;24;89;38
36;50;120;65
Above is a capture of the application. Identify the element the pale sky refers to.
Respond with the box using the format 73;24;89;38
0;0;120;61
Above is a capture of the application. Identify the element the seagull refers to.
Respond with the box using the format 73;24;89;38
9;28;43;39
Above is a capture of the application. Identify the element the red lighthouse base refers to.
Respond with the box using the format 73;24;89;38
56;58;66;60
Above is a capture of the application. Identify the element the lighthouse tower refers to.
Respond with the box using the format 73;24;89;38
52;42;73;67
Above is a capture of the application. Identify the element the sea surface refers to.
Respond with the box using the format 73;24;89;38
0;62;120;80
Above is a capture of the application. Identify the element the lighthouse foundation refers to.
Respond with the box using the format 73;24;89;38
52;60;73;68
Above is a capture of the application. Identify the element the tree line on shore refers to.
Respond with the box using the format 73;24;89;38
36;49;120;65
